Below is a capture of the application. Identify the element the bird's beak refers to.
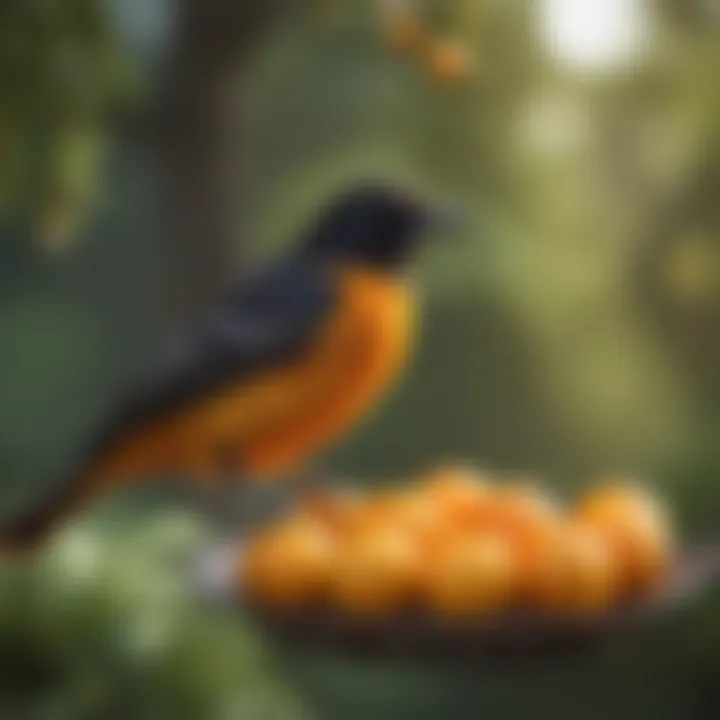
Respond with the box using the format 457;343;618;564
423;203;466;239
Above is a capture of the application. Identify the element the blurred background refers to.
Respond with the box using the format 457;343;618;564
0;0;719;717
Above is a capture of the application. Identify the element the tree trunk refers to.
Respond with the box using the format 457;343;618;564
153;0;294;326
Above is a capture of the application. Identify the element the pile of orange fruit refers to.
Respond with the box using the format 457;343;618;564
240;466;675;620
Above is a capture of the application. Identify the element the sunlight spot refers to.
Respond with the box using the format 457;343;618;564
541;0;649;72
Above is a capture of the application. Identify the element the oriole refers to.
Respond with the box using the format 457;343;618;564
1;184;458;552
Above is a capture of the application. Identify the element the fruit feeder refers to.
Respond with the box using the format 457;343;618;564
195;468;720;662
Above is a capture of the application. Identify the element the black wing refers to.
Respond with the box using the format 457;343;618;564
93;259;338;455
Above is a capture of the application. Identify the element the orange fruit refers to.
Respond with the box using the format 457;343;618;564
490;482;562;536
365;490;449;551
576;482;674;594
463;483;562;591
500;513;563;604
242;517;336;609
338;493;394;538
528;522;617;614
422;533;517;618
385;11;424;53
421;465;493;526
513;521;561;603
426;39;472;82
331;529;422;617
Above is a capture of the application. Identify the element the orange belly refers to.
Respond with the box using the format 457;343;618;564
96;266;416;484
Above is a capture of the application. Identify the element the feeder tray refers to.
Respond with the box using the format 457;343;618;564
200;544;720;663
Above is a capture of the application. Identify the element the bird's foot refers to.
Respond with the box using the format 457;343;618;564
286;466;359;520
286;466;338;504
195;466;345;537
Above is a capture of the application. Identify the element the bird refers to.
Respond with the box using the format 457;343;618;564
0;183;459;553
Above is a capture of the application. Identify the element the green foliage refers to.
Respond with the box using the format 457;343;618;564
0;0;132;252
0;511;312;719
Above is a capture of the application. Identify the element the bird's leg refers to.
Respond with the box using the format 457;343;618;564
193;452;344;536
291;465;327;499
204;441;312;534
187;441;249;532
217;465;339;531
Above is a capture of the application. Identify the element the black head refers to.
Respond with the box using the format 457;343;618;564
302;184;458;272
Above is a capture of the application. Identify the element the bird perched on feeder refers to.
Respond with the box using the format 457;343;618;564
1;184;460;553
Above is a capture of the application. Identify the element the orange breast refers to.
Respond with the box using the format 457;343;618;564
241;266;416;476
96;266;416;484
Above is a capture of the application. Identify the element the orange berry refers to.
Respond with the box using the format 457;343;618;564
528;523;617;614
362;490;449;552
242;517;336;609
339;494;392;538
385;11;424;53
513;522;561;602
421;465;493;526
426;39;472;82
331;529;422;617
491;482;562;537
504;526;563;604
576;482;674;594
422;533;517;618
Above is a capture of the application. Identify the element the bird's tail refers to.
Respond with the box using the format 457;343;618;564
0;465;101;557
